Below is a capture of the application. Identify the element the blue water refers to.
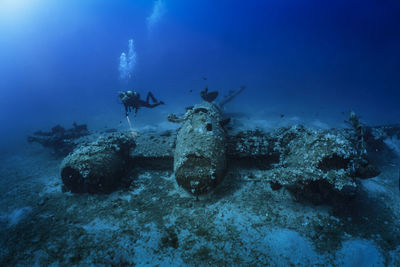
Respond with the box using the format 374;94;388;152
1;0;399;148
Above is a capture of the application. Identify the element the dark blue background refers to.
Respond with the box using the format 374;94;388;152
1;0;399;150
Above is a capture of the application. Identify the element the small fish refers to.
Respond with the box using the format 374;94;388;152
189;89;193;93
203;77;207;81
280;114;285;118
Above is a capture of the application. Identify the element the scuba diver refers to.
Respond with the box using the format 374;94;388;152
119;90;165;117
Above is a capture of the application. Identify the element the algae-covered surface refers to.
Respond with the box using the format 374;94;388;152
0;130;400;266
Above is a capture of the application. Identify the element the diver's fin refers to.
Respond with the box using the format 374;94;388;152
200;88;219;102
206;91;218;102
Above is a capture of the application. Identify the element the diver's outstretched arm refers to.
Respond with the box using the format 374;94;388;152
219;85;246;107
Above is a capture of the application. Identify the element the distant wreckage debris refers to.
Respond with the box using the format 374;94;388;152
27;122;89;155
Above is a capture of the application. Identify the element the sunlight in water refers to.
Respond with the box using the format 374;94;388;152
126;116;138;138
0;0;39;24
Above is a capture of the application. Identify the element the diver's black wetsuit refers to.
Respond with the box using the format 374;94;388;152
121;91;164;117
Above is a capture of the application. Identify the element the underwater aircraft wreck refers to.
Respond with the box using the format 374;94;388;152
52;86;392;205
167;86;243;195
